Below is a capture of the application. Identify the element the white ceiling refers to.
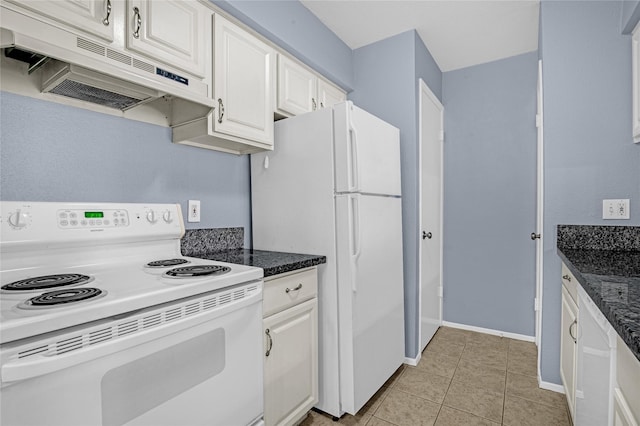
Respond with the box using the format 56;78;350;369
300;0;540;72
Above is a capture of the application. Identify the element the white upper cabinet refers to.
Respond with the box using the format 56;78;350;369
126;0;207;78
632;22;640;143
318;78;346;110
276;53;345;117
277;54;317;116
213;13;274;146
5;0;115;41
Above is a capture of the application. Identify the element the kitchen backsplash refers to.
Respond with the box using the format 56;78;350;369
557;225;640;251
181;227;244;256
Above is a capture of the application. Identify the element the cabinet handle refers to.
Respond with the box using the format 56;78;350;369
569;319;577;343
265;328;273;356
102;0;111;26
285;283;302;293
312;98;317;111
133;7;141;39
320;101;325;108
217;98;225;123
562;274;572;282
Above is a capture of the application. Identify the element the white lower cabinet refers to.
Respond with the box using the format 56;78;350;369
614;388;638;426
560;283;578;421
560;262;640;426
263;268;318;426
615;335;640;426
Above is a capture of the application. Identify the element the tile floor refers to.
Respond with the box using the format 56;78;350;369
301;326;571;426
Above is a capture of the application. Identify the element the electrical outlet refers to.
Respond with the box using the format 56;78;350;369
602;199;630;220
188;200;200;223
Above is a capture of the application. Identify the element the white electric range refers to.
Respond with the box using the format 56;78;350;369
0;201;264;426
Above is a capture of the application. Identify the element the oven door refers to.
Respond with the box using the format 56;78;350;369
1;281;264;426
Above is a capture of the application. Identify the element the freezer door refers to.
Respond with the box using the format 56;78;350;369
335;194;405;415
334;102;402;196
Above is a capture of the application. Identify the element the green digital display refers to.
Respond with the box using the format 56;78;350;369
84;211;104;218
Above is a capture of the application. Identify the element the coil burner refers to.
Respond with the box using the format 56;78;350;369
146;259;190;268
19;287;105;309
165;265;231;278
2;274;94;292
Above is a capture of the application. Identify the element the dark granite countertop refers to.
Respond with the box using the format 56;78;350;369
192;249;326;278
557;225;640;362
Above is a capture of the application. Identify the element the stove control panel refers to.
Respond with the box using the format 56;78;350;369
57;209;129;229
1;202;184;249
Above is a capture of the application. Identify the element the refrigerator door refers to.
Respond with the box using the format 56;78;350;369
335;193;405;415
334;102;401;196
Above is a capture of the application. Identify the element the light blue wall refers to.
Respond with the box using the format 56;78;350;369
349;30;443;359
539;0;640;384
212;0;353;90
441;51;539;336
0;92;252;246
415;34;443;102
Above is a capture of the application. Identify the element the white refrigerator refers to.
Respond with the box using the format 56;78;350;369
251;101;405;418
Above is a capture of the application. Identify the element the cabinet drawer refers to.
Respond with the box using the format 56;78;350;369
263;268;317;317
561;262;578;304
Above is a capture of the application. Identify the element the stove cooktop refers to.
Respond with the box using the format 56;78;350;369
0;256;262;344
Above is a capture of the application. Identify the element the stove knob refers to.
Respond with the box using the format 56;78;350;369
8;210;30;229
162;210;173;224
146;210;158;224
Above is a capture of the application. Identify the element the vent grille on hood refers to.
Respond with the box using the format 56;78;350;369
40;60;161;111
48;79;142;110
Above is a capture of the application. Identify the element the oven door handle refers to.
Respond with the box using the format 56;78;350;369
2;286;262;383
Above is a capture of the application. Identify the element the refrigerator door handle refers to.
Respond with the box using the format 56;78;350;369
350;194;362;292
348;119;360;192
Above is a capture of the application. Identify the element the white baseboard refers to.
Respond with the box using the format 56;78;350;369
539;379;564;394
442;321;535;342
404;353;420;366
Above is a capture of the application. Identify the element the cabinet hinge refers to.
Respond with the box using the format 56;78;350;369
535;114;541;128
534;297;540;311
438;286;443;298
439;130;444;142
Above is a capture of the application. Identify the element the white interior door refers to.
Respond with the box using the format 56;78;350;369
535;60;545;350
419;79;443;352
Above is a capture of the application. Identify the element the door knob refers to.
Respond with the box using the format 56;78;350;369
422;231;432;240
531;232;541;240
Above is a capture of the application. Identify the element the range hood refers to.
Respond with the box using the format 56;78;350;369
0;12;214;119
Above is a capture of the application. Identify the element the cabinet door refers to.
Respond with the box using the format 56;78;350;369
214;14;274;146
264;298;318;426
560;286;578;421
277;54;317;116
7;0;114;41
126;0;206;77
318;79;345;110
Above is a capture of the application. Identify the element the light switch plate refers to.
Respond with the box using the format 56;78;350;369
602;199;630;219
188;200;200;223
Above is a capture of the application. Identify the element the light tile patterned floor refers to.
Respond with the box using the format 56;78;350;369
300;326;571;426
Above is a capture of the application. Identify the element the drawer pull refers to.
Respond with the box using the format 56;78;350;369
562;274;572;282
265;328;273;357
285;284;302;293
